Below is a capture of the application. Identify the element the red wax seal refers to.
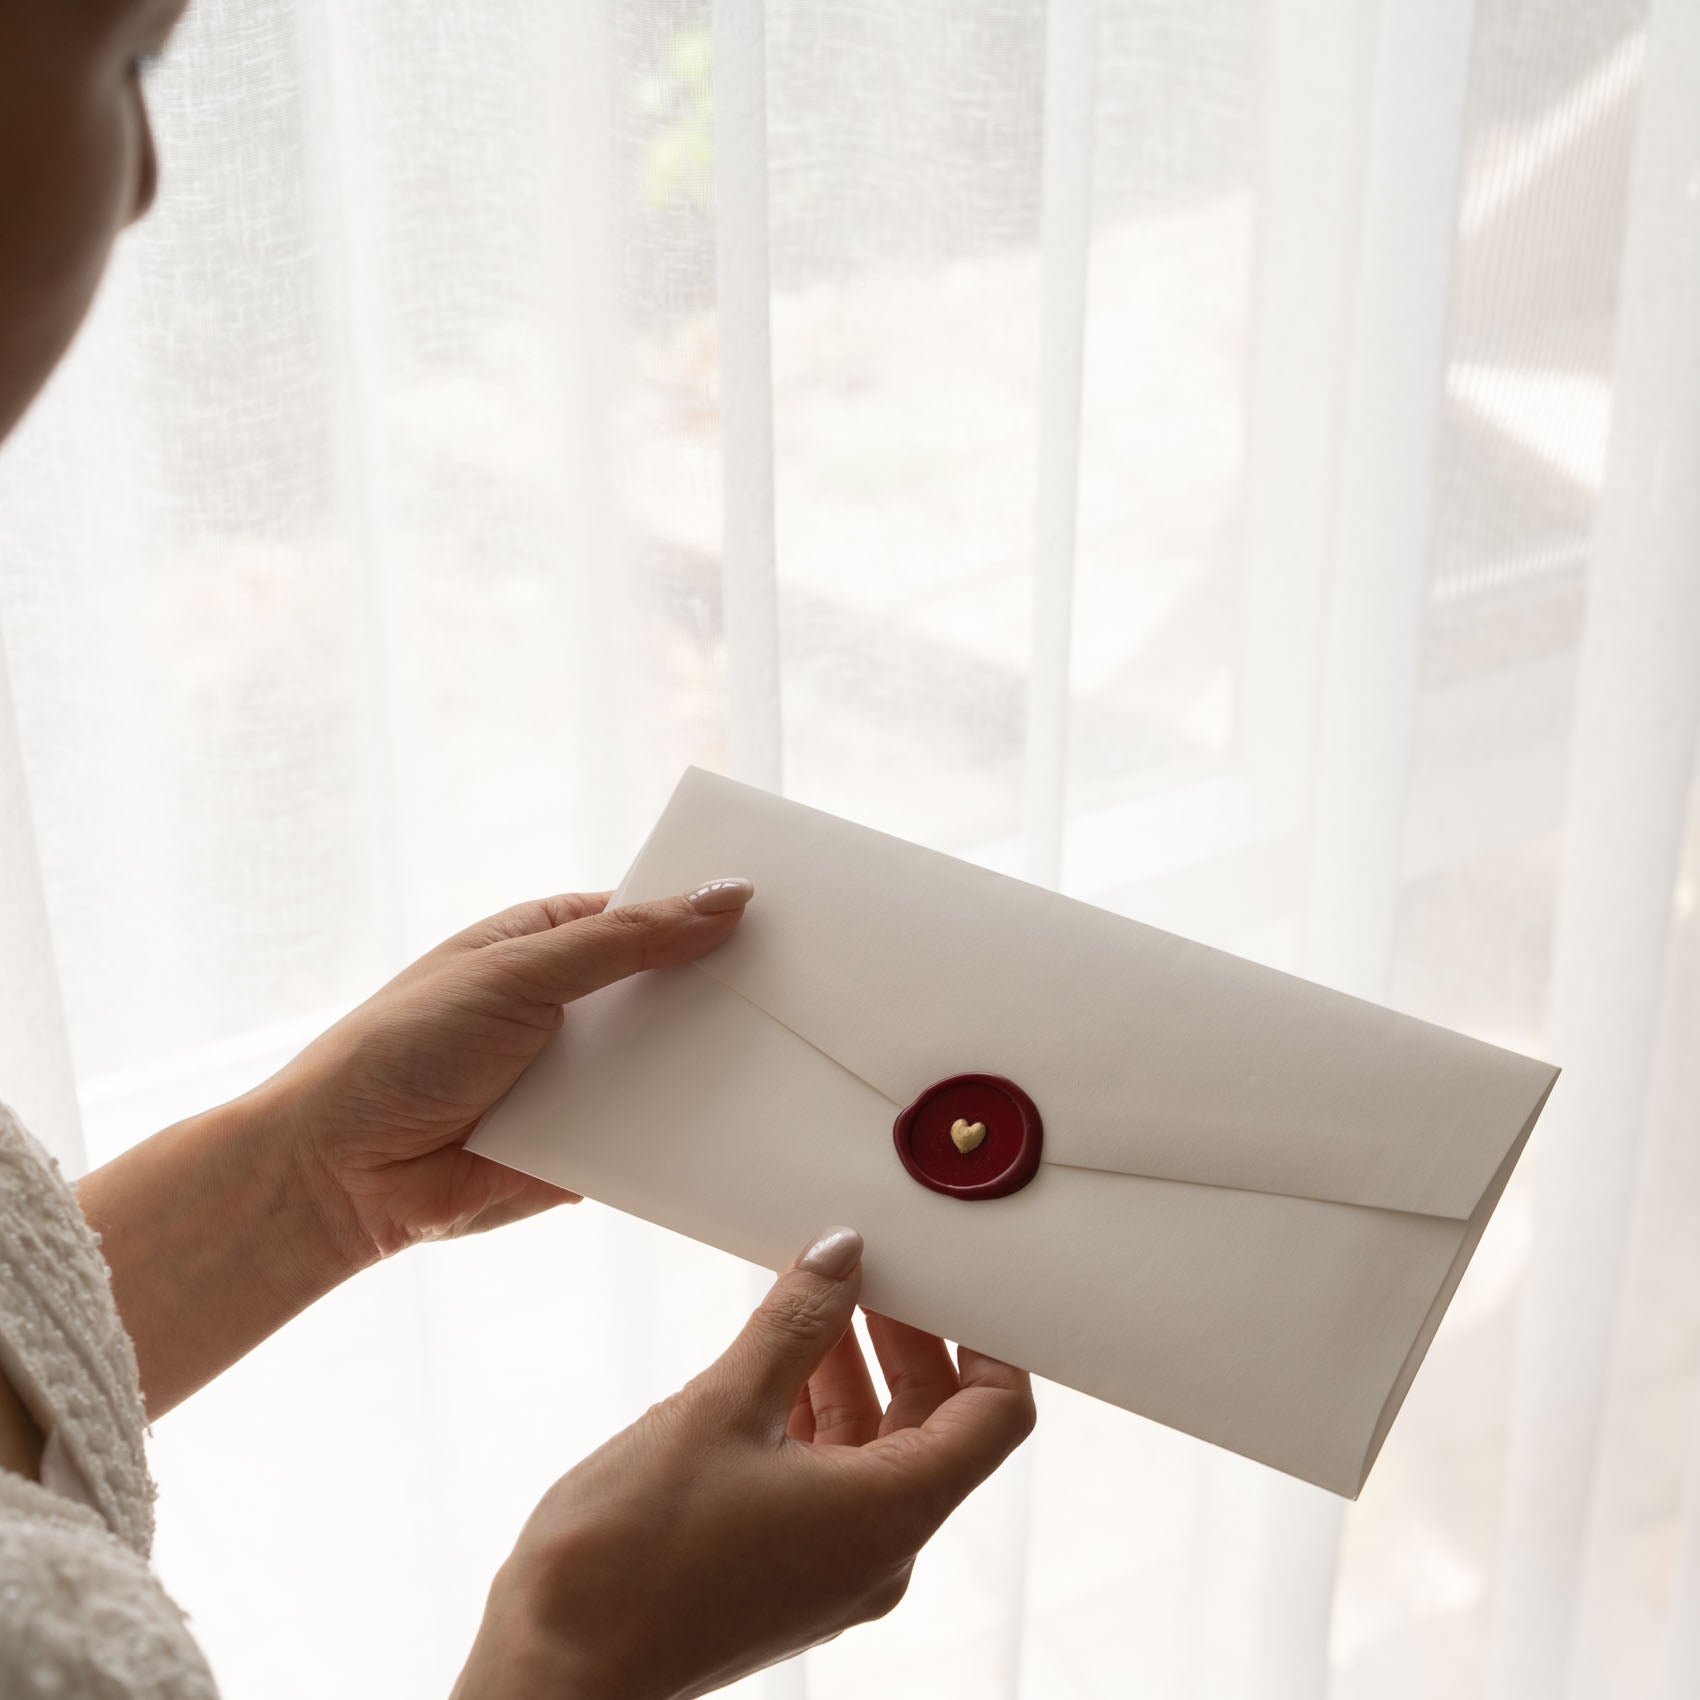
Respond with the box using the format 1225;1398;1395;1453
892;1074;1043;1200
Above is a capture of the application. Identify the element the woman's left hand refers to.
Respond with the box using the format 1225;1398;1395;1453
266;881;754;1267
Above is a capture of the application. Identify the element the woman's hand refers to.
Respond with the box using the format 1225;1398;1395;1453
452;1228;1037;1700
268;880;756;1267
79;879;757;1416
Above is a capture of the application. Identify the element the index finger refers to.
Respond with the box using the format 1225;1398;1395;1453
465;890;616;946
482;887;751;1006
864;1312;959;1435
865;1344;1036;1512
400;891;618;984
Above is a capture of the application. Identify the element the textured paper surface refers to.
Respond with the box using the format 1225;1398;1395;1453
468;766;1558;1496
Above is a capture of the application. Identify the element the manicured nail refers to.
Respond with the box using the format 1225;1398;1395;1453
685;877;755;914
795;1226;862;1279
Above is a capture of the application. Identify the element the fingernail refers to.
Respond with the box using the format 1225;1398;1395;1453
685;876;755;914
795;1225;862;1279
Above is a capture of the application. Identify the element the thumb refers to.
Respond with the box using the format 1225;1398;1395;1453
481;878;754;1005
710;1227;865;1432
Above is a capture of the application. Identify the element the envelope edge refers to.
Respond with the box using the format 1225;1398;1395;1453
1347;1063;1560;1497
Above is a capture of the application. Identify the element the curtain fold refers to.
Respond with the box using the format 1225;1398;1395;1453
0;2;1695;1697
1023;0;1097;892
713;0;785;796
1492;1;1700;1692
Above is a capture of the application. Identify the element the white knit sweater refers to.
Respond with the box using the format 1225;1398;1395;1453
0;1099;218;1697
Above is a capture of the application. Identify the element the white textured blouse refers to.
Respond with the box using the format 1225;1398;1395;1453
0;1098;218;1697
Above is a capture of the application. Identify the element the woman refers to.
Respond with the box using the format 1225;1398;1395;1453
0;4;1037;1695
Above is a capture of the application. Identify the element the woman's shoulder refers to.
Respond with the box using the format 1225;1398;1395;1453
0;1470;218;1699
0;1099;155;1554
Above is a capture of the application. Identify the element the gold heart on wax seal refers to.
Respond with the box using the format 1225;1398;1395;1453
950;1117;988;1155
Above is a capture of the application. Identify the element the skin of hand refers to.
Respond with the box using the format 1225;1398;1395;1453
452;1228;1038;1700
268;886;755;1264
0;0;188;443
76;884;755;1415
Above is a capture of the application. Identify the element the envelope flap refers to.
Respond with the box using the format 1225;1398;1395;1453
613;769;1558;1220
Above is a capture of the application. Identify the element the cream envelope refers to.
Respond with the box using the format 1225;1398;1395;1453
468;766;1558;1497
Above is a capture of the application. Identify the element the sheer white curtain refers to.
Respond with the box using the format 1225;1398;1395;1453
1;0;1696;1694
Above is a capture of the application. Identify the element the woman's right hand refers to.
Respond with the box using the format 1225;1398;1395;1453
452;1227;1036;1700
